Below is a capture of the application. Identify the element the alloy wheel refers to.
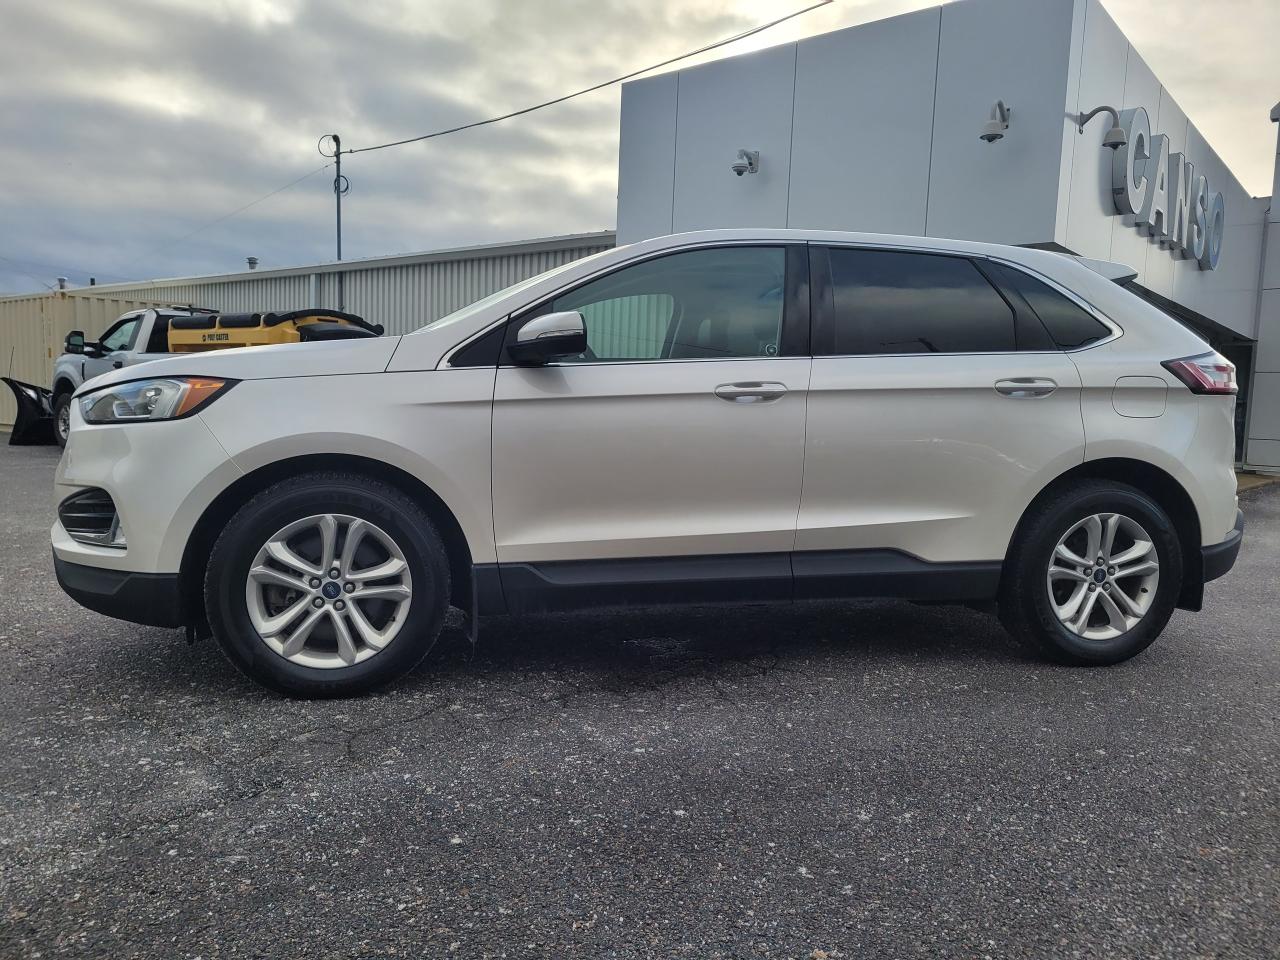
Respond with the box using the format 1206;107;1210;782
244;513;413;669
1046;512;1160;641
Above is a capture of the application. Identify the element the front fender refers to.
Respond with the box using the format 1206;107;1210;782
196;370;497;563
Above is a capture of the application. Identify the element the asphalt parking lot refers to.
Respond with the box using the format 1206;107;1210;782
1;441;1277;959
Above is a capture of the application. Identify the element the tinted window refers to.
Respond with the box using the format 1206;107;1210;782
145;315;171;353
543;247;786;362
994;264;1111;349
824;249;1015;355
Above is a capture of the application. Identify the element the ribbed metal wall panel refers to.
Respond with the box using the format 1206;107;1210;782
581;295;673;358
82;276;315;315
59;238;614;336
335;244;612;335
1;235;614;426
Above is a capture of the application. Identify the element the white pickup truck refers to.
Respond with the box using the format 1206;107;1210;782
43;306;381;446
50;307;210;445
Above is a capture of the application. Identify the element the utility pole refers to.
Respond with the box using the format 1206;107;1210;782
321;133;350;310
334;133;342;256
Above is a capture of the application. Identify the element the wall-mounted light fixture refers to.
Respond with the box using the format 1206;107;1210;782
1073;105;1127;149
730;149;760;176
979;101;1011;143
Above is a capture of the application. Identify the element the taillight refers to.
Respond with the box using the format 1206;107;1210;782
1162;352;1237;395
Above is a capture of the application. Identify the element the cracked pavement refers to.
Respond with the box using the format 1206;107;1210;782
1;442;1277;959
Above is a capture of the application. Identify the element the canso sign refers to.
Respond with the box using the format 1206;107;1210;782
1111;106;1224;270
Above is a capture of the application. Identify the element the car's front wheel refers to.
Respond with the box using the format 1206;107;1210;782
205;472;450;697
1000;480;1183;665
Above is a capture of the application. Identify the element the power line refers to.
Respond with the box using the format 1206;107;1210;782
0;254;57;290
126;162;333;271
343;0;833;156
0;252;131;282
107;2;829;275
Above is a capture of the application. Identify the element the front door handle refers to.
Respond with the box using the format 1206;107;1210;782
995;378;1057;399
715;381;787;403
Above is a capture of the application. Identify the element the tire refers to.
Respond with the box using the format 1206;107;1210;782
204;471;450;697
999;480;1183;666
53;392;72;448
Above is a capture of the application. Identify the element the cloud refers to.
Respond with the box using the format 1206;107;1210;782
0;0;1274;293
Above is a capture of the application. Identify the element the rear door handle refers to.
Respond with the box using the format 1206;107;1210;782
995;378;1057;399
715;381;788;403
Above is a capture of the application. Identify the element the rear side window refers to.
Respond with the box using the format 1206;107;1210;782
821;248;1015;355
991;264;1111;349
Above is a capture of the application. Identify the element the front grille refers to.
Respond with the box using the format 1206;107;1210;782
58;488;125;548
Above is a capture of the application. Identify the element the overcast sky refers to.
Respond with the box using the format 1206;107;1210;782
0;0;1276;293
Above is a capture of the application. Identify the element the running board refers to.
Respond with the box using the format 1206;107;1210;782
476;551;1002;617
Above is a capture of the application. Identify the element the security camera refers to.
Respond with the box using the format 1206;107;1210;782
1075;105;1127;150
1101;124;1127;150
731;149;759;176
979;100;1011;143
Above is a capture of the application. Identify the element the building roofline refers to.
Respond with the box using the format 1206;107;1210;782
57;230;617;293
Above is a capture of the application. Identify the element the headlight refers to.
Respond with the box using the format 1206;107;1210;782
78;377;233;424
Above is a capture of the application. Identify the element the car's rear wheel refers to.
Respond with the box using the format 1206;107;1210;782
1000;480;1183;665
53;392;72;448
205;472;450;697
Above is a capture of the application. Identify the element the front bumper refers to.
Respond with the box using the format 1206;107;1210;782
53;406;242;575
1202;508;1245;583
54;555;184;627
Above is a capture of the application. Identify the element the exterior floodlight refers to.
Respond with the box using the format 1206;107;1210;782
730;149;760;176
980;101;1011;143
1075;105;1127;150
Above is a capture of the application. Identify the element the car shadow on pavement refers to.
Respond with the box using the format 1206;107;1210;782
418;597;1030;682
98;598;1030;701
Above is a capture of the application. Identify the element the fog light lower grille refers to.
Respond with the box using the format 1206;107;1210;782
58;488;126;548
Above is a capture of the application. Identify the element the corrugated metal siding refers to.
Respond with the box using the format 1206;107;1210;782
63;241;614;336
582;295;673;358
338;244;613;334
1;236;614;427
0;297;46;429
71;275;314;316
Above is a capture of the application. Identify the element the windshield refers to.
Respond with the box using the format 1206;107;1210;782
409;248;614;335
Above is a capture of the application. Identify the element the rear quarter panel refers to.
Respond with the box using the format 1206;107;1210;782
1071;337;1237;547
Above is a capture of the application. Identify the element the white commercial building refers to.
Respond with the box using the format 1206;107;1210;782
616;0;1279;470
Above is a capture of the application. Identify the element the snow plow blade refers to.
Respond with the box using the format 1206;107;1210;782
2;377;57;446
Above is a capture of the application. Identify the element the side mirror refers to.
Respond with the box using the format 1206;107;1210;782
65;330;86;355
507;311;588;366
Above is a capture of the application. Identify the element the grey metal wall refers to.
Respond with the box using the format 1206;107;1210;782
78;241;614;336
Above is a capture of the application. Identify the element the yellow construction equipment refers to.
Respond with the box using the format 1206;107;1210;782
166;309;383;353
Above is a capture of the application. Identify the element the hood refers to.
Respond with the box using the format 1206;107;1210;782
75;335;402;395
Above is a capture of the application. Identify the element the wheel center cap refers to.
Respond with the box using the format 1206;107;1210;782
1092;568;1107;584
321;581;342;600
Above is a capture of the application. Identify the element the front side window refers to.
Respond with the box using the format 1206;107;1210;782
822;249;1016;355
100;317;141;352
537;246;788;363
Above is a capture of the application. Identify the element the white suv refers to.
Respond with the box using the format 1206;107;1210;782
52;230;1244;697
